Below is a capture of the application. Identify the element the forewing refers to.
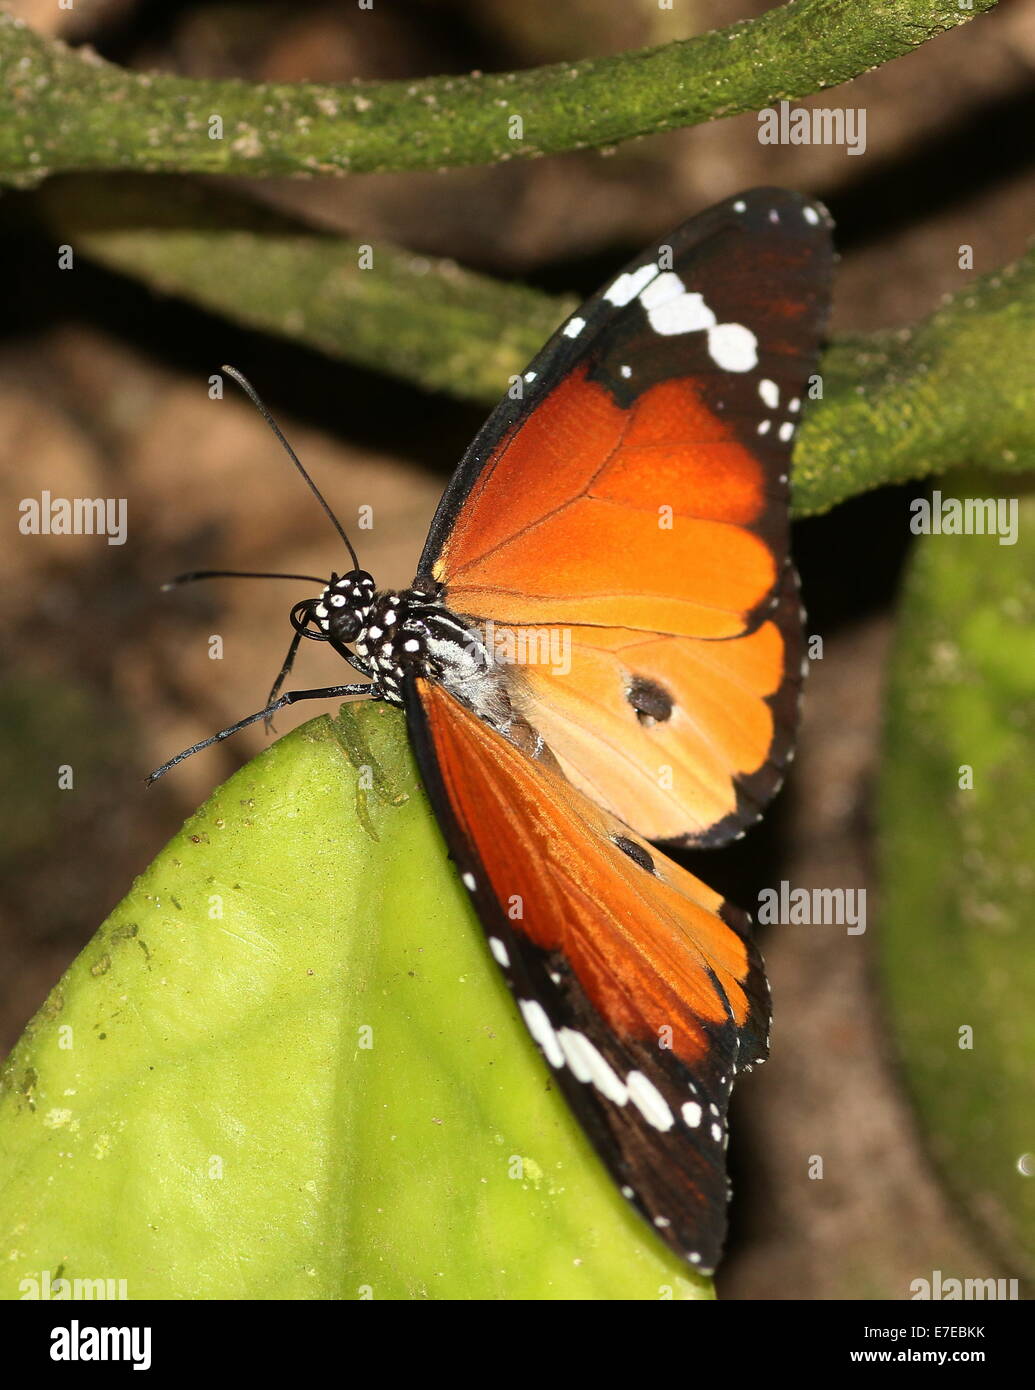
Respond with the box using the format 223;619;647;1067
419;188;830;842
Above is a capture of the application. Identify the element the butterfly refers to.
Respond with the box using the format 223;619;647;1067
154;188;834;1273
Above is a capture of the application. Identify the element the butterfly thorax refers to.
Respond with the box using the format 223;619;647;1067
311;570;511;717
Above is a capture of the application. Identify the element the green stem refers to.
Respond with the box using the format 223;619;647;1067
31;176;574;407
0;1;996;186
31;175;1035;518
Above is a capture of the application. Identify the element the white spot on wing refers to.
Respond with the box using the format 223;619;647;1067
626;1071;675;1131
461;872;476;890
648;289;716;337
519;999;564;1069
557;1028;628;1105
759;378;779;409
639;271;686;312
707;322;758;372
778;421;795;442
604;262;659;306
682;1101;702;1129
562;316;586;338
803;205;820;225
636;270;759;373
488;937;509;967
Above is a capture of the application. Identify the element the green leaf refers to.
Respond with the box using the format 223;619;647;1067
0;702;707;1300
878;480;1035;1272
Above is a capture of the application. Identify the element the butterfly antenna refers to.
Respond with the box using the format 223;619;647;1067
221;364;362;570
162;569;326;590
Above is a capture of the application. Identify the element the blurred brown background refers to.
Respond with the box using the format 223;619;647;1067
2;0;1034;1299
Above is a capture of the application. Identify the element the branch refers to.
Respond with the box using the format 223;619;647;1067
0;0;996;186
32;176;574;405
797;270;1035;514
32;175;1035;518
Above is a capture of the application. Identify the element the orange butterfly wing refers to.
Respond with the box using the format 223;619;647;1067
407;676;769;1271
418;189;831;844
433;368;779;638
512;566;804;843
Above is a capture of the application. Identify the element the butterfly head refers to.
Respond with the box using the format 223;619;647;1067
308;569;376;646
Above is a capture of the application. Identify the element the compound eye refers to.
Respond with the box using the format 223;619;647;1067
330;610;363;644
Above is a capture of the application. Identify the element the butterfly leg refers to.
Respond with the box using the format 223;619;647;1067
146;683;372;785
263;629;306;732
263;610;372;731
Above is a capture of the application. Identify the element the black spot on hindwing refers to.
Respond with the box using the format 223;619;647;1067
626;675;674;727
612;836;656;875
